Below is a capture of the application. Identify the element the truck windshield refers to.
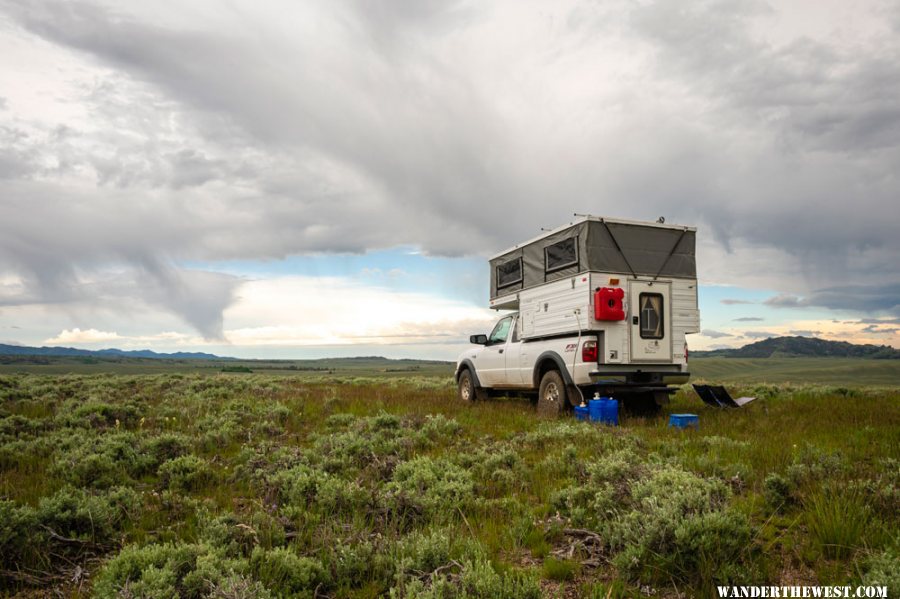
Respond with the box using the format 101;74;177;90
488;316;513;344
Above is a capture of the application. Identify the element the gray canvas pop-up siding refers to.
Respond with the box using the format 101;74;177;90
489;219;696;300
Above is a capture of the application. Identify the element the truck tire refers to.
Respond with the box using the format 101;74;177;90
537;370;568;417
457;369;486;402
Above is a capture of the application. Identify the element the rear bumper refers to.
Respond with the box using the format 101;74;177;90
588;370;690;386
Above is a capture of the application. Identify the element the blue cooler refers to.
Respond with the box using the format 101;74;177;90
574;405;589;421
668;413;699;429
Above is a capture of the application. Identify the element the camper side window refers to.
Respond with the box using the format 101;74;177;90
639;293;664;339
496;258;522;288
488;316;513;345
544;237;578;273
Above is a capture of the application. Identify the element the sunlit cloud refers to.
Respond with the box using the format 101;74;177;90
222;276;496;347
45;328;120;344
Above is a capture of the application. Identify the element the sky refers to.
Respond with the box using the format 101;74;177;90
0;0;898;359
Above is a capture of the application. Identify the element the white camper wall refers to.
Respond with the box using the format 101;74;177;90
671;278;700;366
589;273;627;364
520;275;592;338
517;273;697;368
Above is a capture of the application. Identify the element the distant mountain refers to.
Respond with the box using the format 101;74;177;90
0;343;226;360
693;336;900;359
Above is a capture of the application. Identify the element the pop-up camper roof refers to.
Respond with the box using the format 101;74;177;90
489;216;696;300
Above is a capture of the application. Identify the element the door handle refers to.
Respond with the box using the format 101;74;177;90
499;349;504;354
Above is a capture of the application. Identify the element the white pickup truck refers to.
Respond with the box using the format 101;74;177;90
456;312;603;415
454;216;698;414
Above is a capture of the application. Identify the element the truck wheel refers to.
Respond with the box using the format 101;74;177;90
537;370;568;417
457;369;485;402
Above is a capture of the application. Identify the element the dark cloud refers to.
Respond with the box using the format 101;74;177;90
764;283;900;315
741;331;778;339
859;317;900;325
701;329;732;338
788;329;821;337
764;294;807;308
733;316;764;322
0;0;899;334
861;324;899;335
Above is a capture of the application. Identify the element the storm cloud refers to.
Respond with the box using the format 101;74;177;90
1;0;899;336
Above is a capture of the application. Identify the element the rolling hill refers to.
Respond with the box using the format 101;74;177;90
693;336;900;359
0;343;225;360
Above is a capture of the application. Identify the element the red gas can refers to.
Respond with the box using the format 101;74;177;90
594;287;625;321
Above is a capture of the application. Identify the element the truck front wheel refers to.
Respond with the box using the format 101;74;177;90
457;369;486;402
537;370;568;417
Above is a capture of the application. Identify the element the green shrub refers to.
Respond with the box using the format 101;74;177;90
0;499;38;564
158;455;213;492
671;509;751;585
143;433;192;467
269;463;330;507
200;511;286;558
93;542;247;599
36;485;140;545
58;399;144;429
330;540;394;589
250;547;329;596
861;547;899;596
395;529;453;574
392;555;541;599
385;457;475;519
0;414;45;440
542;557;577;581
805;489;870;559
52;431;149;488
419;414;462;439
764;472;793;508
208;573;274;599
316;475;369;515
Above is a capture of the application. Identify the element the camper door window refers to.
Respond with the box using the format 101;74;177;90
496;258;523;289
544;237;578;273
639;293;664;339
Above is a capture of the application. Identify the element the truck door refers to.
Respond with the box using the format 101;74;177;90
629;281;672;362
478;315;514;387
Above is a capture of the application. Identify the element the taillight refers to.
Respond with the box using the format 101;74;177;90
684;343;689;363
582;340;598;362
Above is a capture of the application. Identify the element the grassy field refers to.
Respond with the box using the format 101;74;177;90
1;372;897;598
2;355;899;387
689;357;900;386
0;356;455;377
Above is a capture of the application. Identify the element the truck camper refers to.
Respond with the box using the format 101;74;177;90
455;216;700;414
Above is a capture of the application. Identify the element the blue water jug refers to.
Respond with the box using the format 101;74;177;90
574;405;589;421
602;397;619;426
588;399;604;422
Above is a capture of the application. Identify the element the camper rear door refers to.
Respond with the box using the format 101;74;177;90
629;280;673;362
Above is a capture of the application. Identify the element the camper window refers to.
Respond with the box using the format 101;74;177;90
544;237;578;273
496;258;523;288
639;293;664;339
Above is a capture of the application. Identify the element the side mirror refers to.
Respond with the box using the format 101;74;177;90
469;334;488;345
